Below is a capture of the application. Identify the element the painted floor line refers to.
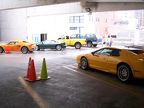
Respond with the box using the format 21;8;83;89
18;77;49;108
63;66;78;72
66;65;78;69
63;66;144;101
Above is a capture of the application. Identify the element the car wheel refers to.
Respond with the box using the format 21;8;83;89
93;44;97;47
80;57;88;70
87;42;92;47
56;45;62;51
0;47;4;53
35;45;40;51
21;47;29;54
75;43;81;49
117;64;133;82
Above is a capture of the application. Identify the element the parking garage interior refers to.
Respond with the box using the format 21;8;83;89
0;0;144;108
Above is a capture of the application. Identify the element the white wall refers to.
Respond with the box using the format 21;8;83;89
27;14;70;41
0;8;27;41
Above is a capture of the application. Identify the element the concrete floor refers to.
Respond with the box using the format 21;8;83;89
0;47;144;108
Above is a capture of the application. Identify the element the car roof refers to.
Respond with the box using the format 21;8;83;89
103;46;143;51
10;40;23;42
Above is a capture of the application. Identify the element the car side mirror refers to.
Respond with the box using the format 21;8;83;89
91;51;99;57
91;51;95;55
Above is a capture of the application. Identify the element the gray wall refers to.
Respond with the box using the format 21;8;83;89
0;14;1;40
0;8;27;41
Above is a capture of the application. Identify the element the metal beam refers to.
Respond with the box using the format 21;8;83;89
0;0;144;11
87;0;144;2
81;1;144;12
0;0;79;10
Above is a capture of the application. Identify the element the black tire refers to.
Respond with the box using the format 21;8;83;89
0;47;4;53
87;41;92;47
80;57;88;70
56;45;62;51
75;43;81;49
117;64;133;82
21;47;29;54
93;44;97;47
35;45;40;51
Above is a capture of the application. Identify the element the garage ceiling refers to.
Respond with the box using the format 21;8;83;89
0;0;144;11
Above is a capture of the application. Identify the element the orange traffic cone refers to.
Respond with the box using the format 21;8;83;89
5;49;11;54
24;58;39;81
25;57;31;78
40;58;50;80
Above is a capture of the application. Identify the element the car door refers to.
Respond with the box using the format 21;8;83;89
42;40;52;49
89;48;109;71
106;49;121;73
65;35;71;45
5;41;16;51
12;41;21;51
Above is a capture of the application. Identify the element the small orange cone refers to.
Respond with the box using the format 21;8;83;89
5;49;11;54
25;57;31;78
24;59;39;81
40;58;50;80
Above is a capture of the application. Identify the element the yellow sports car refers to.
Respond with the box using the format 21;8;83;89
0;40;36;54
76;47;144;82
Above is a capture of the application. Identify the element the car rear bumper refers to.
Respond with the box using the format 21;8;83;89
92;42;98;45
134;71;144;79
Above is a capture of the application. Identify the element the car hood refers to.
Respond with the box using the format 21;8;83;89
0;43;8;46
36;42;41;45
77;53;91;58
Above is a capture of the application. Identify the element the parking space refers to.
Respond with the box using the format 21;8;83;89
0;47;144;108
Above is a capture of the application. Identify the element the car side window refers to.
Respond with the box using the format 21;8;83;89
8;41;16;45
93;49;104;56
99;48;113;56
70;35;76;39
43;40;50;44
50;40;56;44
111;49;120;56
14;42;17;44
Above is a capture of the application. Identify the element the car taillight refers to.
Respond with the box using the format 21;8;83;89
30;44;36;47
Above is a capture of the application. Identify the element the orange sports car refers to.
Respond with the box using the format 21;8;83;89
76;47;144;82
0;40;36;54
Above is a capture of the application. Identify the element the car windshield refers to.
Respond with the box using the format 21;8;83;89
94;48;112;56
8;41;17;45
43;40;57;44
71;34;85;39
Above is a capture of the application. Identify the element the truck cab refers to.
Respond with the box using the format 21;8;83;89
58;34;86;49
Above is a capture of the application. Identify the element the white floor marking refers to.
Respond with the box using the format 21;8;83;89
18;77;49;108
